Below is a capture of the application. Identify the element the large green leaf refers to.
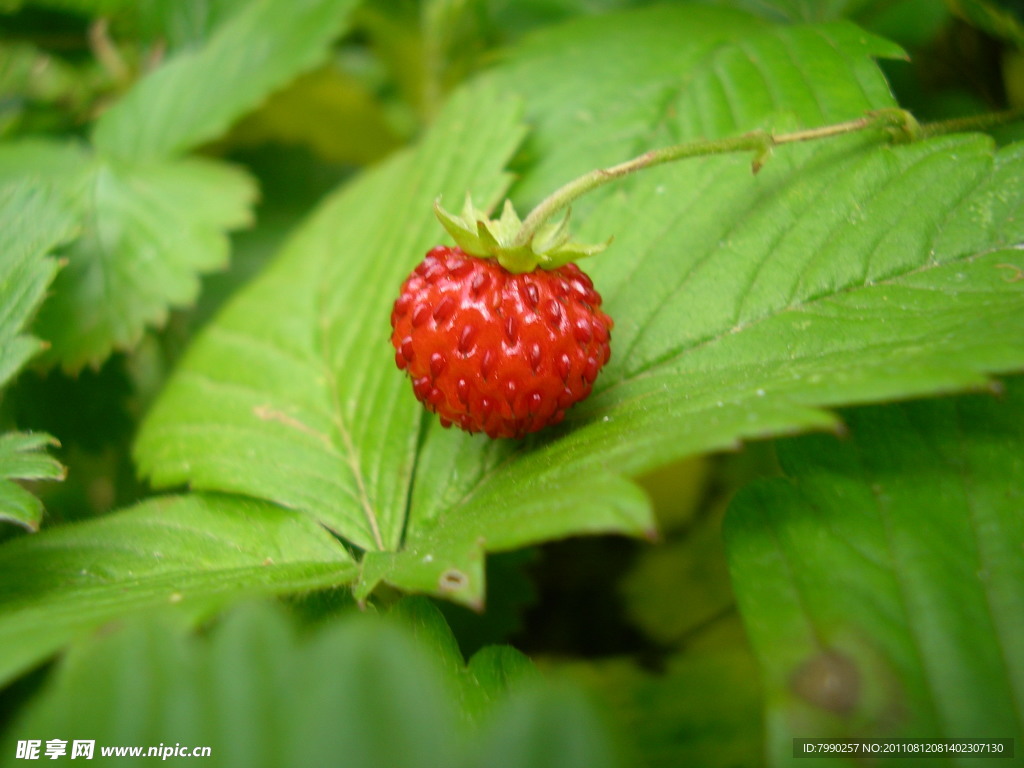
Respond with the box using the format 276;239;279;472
0;140;256;370
0;599;618;768
137;7;1024;608
0;493;354;687
92;0;360;162
725;379;1024;764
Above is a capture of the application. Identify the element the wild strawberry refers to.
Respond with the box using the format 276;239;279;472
390;197;613;439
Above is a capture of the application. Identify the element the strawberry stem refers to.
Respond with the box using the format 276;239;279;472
511;106;1023;249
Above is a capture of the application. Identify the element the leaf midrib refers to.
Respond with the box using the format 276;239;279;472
863;429;948;734
313;274;384;551
601;247;1010;403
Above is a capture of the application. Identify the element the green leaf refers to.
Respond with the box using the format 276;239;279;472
92;0;360;162
725;379;1024;762
0;140;256;370
470;682;625;768
0;604;458;768
558;135;1024;468
0;182;76;384
0;600;618;768
0;432;63;531
390;597;540;722
469;10;1024;533
386;14;1023;599
0;493;354;687
0;183;77;528
137;8;1024;609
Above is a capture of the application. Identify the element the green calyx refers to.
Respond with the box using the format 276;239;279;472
434;195;609;274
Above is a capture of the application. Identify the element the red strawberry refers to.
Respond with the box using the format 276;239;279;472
391;245;612;439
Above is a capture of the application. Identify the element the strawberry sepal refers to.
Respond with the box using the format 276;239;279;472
434;196;609;274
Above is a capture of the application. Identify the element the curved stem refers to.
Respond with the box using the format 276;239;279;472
511;106;1022;248
915;107;1024;139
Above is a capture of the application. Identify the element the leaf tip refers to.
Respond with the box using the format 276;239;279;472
436;565;484;612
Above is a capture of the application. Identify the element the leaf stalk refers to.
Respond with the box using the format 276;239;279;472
511;106;1023;248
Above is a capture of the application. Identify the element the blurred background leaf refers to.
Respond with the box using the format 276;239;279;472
0;183;76;529
0;598;622;768
0;182;74;387
0;40;105;137
0;0;360;373
0;433;62;531
726;378;1024;765
0;141;256;370
91;0;360;161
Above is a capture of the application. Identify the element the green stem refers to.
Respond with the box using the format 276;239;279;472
88;19;131;86
511;106;1022;248
915;107;1024;139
